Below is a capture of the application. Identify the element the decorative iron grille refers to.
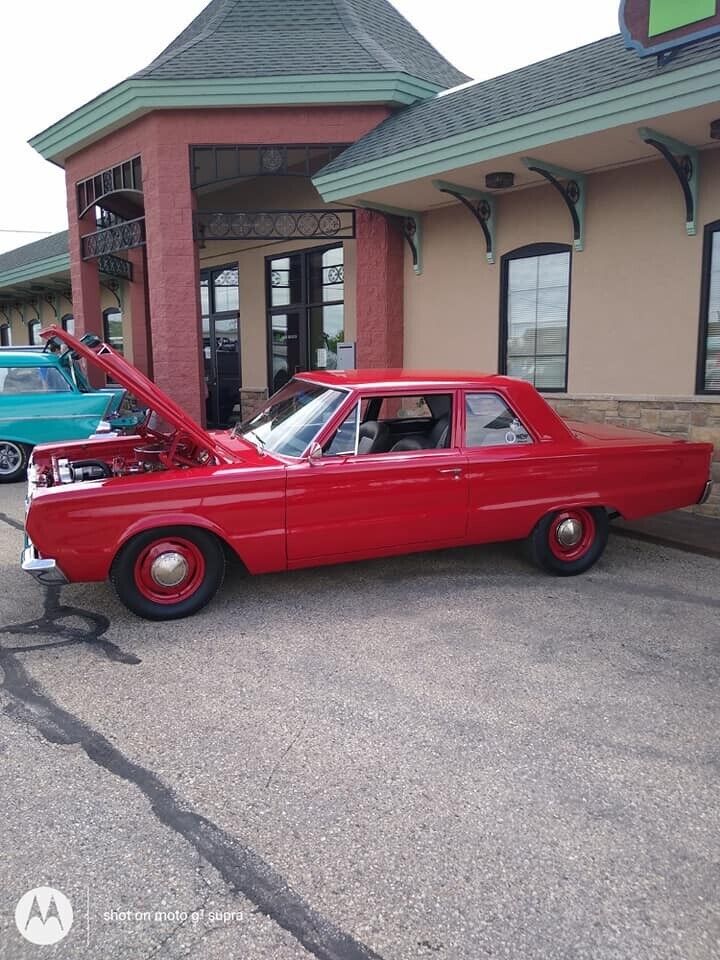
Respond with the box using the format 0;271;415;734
191;145;348;188
194;209;355;242
98;254;134;281
81;217;146;260
77;156;142;218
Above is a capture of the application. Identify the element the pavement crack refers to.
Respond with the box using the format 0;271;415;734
0;648;385;960
266;717;308;789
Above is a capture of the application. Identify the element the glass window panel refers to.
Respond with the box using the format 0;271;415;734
1;324;11;346
200;279;210;317
61;314;74;335
270;255;302;307
309;246;344;303
505;249;570;390
309;304;344;370
465;392;533;447
703;231;720;391
103;309;124;355
212;267;239;312
0;366;71;393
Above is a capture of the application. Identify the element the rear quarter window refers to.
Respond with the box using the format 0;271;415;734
0;365;72;394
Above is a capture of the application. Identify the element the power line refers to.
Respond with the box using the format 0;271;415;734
0;228;54;235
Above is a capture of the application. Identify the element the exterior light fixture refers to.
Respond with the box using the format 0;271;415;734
485;172;515;189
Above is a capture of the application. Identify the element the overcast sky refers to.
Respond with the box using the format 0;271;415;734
0;0;620;255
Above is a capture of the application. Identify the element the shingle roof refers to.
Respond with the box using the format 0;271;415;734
132;0;468;89
0;231;69;276
318;33;720;176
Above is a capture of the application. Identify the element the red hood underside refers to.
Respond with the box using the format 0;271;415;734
41;325;235;460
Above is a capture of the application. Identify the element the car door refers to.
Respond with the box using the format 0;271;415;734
285;391;469;564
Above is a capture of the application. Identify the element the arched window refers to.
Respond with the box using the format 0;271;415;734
28;320;41;346
102;308;123;354
697;220;720;394
61;314;74;335
500;243;572;392
0;323;11;346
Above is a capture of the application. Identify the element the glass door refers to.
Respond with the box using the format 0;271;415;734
200;266;241;427
266;245;344;391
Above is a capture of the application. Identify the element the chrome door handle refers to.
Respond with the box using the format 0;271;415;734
438;467;462;477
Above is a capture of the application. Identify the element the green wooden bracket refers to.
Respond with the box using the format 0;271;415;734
356;202;423;275
522;158;587;252
639;127;699;236
432;179;497;264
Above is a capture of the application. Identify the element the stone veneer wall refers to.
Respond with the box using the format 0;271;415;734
546;396;720;518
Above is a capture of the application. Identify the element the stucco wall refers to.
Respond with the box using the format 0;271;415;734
404;150;720;398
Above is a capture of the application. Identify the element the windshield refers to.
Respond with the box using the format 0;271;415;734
233;378;347;457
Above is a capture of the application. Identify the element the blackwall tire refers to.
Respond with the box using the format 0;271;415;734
0;441;30;483
111;526;225;620
527;507;609;576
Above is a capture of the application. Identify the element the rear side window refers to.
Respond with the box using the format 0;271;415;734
465;393;533;447
0;366;72;394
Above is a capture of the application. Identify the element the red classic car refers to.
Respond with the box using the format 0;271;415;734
22;326;713;620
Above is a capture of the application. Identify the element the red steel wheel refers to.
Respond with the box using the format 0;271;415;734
527;507;609;577
111;526;225;620
547;509;596;563
133;537;207;605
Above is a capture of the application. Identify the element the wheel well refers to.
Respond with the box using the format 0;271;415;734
113;524;249;575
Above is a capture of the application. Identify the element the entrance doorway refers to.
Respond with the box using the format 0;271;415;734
200;265;241;427
266;245;344;393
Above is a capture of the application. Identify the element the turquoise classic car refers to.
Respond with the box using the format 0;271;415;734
0;346;142;482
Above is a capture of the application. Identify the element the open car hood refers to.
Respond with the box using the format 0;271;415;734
41;326;234;459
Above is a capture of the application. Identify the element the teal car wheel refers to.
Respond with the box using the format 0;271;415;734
0;440;29;483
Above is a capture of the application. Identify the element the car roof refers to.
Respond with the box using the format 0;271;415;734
0;351;60;366
296;369;522;391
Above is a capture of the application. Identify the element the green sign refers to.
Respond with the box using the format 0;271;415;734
648;0;717;36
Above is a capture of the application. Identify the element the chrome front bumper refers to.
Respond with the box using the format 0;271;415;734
21;542;68;584
698;480;714;505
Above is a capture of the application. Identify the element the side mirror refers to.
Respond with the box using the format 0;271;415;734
306;441;323;463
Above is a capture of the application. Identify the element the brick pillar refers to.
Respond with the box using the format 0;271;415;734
128;247;152;377
355;209;404;369
142;142;204;421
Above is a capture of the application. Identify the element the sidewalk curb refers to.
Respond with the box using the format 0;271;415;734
611;525;720;561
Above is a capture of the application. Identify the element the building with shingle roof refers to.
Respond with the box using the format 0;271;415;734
1;0;718;515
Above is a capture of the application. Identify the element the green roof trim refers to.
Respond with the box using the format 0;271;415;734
313;54;720;201
30;74;443;163
0;253;70;290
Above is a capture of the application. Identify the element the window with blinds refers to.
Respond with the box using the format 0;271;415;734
501;244;571;392
699;224;720;393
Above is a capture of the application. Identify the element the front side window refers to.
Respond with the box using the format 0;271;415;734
502;244;571;392
323;393;453;456
465;393;533;447
234;377;347;458
699;222;720;393
0;365;72;393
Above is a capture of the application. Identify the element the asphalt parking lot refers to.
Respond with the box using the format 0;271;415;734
0;481;718;960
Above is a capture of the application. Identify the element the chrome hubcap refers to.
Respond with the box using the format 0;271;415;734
0;442;21;475
556;518;583;547
150;551;189;587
